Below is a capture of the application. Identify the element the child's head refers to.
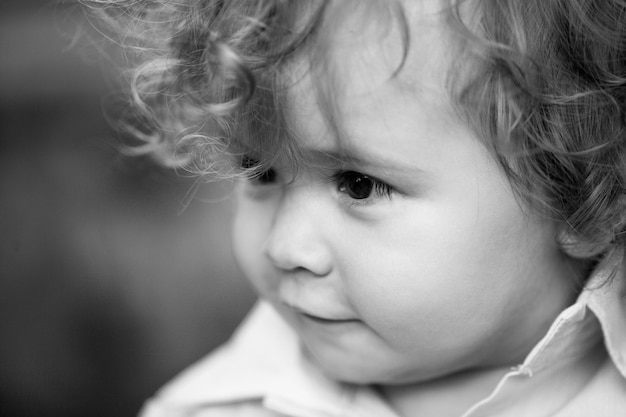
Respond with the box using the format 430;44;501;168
233;0;578;385
88;0;626;385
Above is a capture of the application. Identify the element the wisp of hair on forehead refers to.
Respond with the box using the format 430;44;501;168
232;0;411;182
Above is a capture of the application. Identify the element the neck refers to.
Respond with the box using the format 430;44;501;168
378;366;510;417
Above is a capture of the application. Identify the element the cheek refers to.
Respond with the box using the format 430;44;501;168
231;198;272;293
345;254;493;352
338;203;551;352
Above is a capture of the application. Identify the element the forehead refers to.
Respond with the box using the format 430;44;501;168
325;0;453;91
279;0;457;152
237;0;462;166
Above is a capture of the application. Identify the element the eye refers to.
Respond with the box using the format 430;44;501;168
334;171;393;201
253;167;277;185
241;155;277;185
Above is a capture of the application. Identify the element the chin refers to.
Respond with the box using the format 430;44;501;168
318;363;383;384
303;345;423;385
319;362;432;386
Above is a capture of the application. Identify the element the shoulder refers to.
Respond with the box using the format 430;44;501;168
196;402;288;417
152;302;297;402
554;355;626;417
140;400;287;417
138;303;304;416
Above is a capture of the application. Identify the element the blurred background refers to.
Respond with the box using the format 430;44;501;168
0;1;256;416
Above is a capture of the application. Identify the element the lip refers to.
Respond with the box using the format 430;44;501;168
300;312;360;325
285;303;358;324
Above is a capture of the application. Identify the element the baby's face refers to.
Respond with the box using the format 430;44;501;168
232;0;579;384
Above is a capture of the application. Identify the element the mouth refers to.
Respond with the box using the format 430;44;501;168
300;312;359;324
285;304;359;324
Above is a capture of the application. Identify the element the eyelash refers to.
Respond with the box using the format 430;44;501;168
242;157;395;205
241;156;277;185
331;171;394;204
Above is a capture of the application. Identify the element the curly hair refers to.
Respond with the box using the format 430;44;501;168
449;0;626;265
82;0;626;277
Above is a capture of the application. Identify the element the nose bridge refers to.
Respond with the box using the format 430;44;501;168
264;183;332;275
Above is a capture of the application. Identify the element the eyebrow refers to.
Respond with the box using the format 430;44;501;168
299;147;427;176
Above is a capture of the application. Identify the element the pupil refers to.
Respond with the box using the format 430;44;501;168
345;172;373;199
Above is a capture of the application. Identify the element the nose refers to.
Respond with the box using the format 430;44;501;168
263;184;333;277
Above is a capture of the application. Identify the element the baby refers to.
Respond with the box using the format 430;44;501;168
84;0;626;416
